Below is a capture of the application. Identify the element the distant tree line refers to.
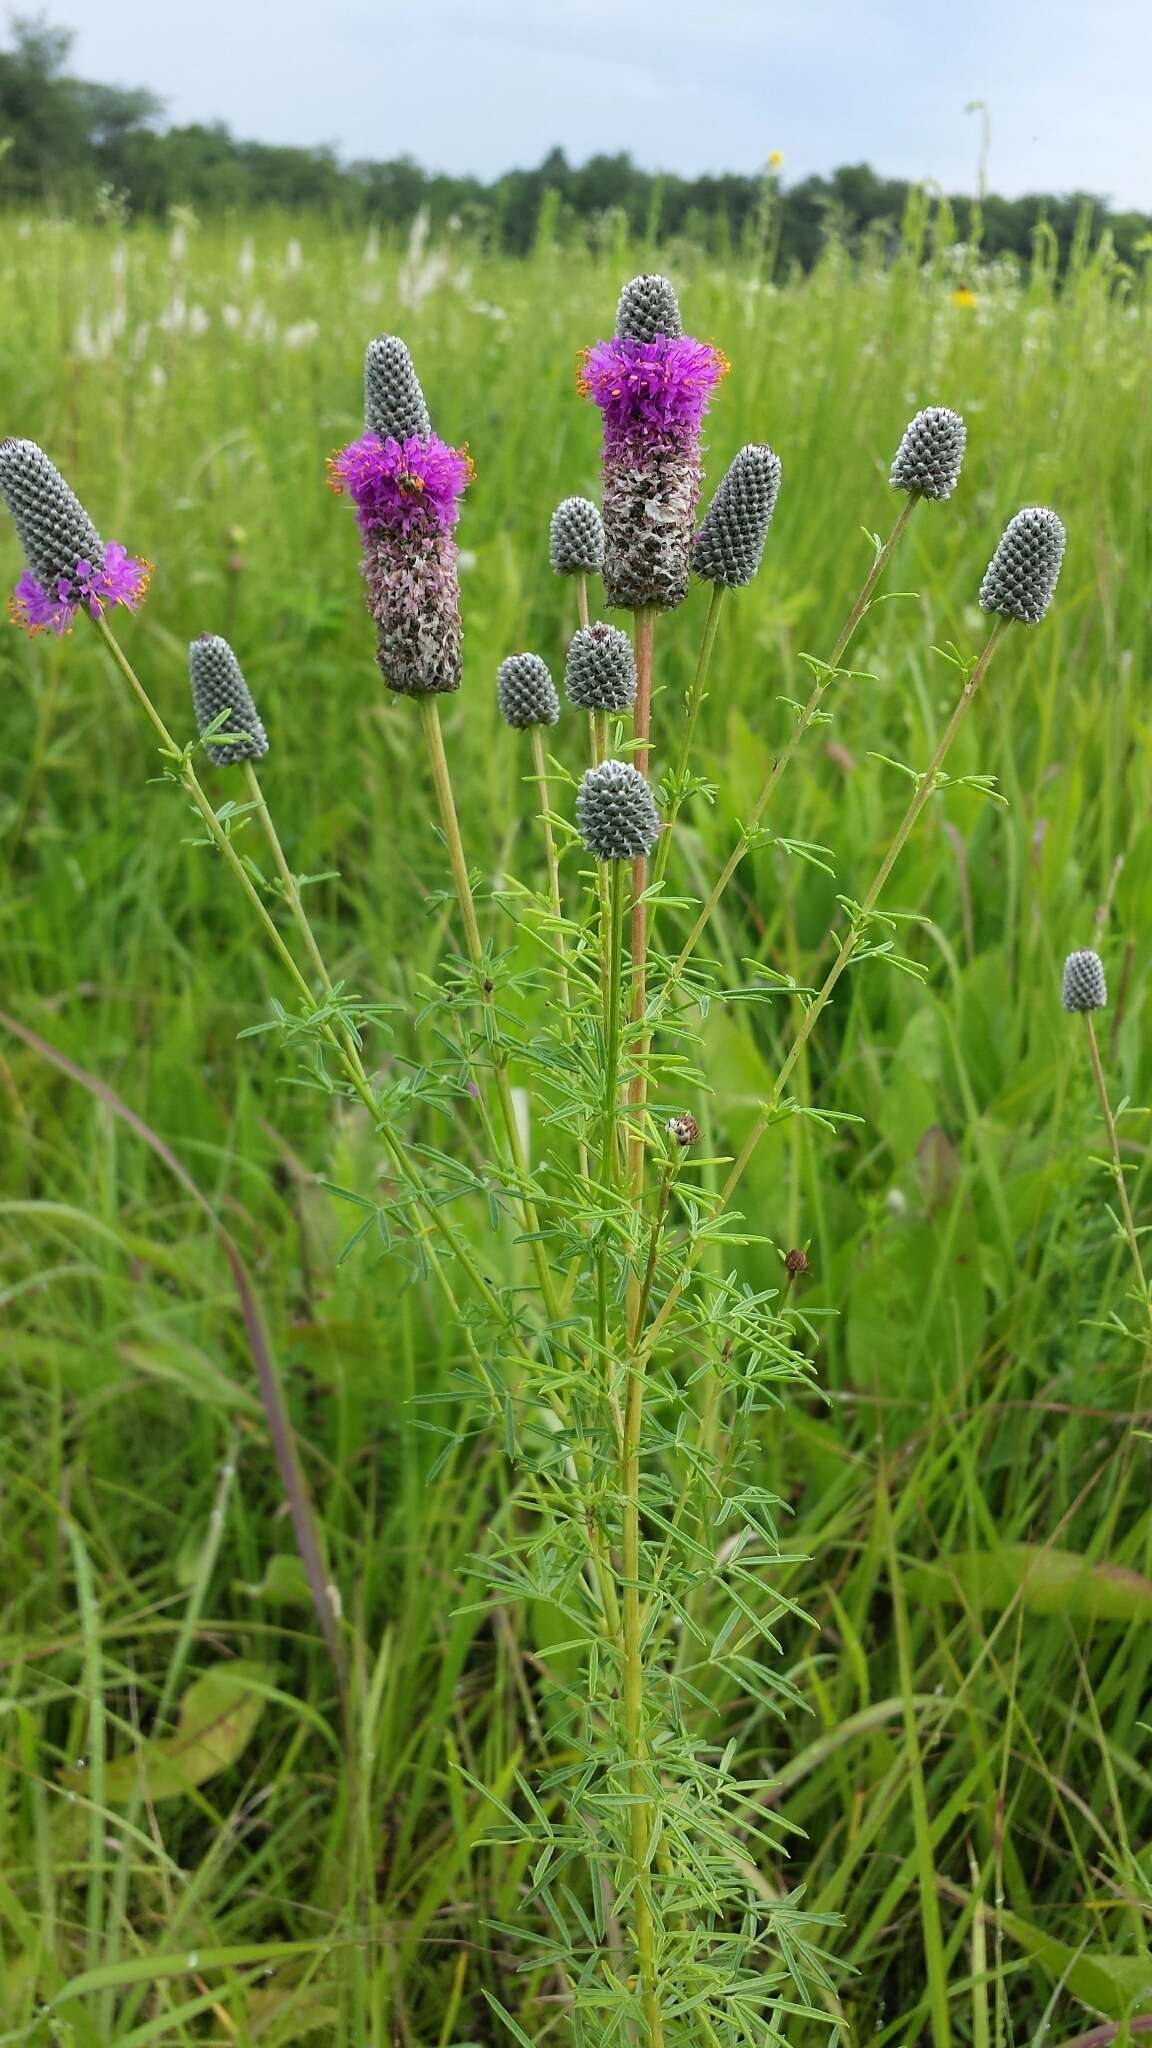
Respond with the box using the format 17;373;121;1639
2;14;1150;274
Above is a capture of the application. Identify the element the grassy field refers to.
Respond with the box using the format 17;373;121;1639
1;206;1151;2045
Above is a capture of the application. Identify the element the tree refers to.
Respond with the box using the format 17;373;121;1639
0;12;86;190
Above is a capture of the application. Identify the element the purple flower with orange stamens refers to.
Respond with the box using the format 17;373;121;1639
1;439;151;638
579;282;726;612
329;432;473;538
330;344;473;697
579;336;726;455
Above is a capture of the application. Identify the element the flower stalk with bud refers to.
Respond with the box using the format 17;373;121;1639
334;338;569;1328
579;275;724;1213
1;438;150;636
577;754;664;2045
1062;949;1152;1346
580;284;725;616
642;507;1067;1365
497;652;584;1173
667;403;969;975
550;494;604;629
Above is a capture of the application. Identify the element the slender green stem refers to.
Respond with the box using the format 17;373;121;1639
577;571;590;631
597;865;628;1501
244;762;332;995
650;583;726;904
639;618;1007;1363
627;608;656;1203
631;1149;678;1342
529;725;572;1014
591;710;611;1023
597;853;664;2046
244;762;393;1116
1084;1013;1152;1346
621;1331;663;2040
632;606;656;783
669;495;918;980
619;610;659;2013
621;1391;663;2046
629;589;726;1292
601;861;627;1192
417;694;485;959
529;724;589;1186
418;694;561;1323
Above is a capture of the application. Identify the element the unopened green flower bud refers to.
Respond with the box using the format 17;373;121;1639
615;273;683;343
889;407;967;501
576;759;661;862
364;335;431;441
694;444;782;587
549;496;604;577
979;507;1066;624
1061;949;1106;1012
565;622;636;713
497;652;560;729
0;436;105;589
189;634;268;765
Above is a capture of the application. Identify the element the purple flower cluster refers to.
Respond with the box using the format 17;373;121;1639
328;432;472;537
331;357;473;697
11;542;152;637
579;335;726;456
580;329;727;613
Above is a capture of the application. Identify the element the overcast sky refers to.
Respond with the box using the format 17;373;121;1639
70;0;1152;208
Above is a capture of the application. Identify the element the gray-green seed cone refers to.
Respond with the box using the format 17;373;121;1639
889;407;967;501
601;444;701;612
189;634;269;765
576;759;661;862
693;444;782;587
615;273;683;343
1061;949;1107;1012
364;335;431;441
497;652;560;729
565;622;637;713
549;496;604;576
979;507;1066;625
0;436;105;588
366;525;462;696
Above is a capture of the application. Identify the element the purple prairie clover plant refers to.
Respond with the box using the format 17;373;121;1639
0;438;151;638
329;426;473;697
578;328;727;612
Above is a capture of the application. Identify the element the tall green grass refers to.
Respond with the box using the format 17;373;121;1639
1;205;1151;2043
